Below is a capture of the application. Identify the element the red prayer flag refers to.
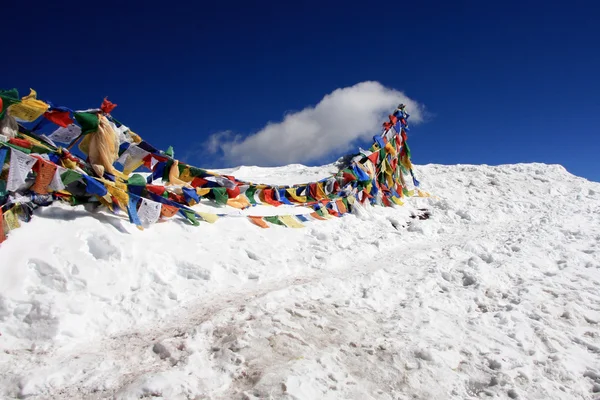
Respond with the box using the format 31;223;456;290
367;151;379;165
262;189;282;206
190;177;208;188
168;192;185;204
226;186;240;198
333;180;341;192
382;195;391;207
146;185;166;196
101;97;117;114
9;137;32;149
327;207;340;217
342;171;357;184
44;110;73;128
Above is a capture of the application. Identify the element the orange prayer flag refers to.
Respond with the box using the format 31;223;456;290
160;204;179;218
248;216;269;228
309;212;327;221
335;199;347;214
31;158;57;195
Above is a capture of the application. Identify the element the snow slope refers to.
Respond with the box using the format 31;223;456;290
0;163;599;400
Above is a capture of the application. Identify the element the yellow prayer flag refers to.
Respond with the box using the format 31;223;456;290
386;172;394;188
227;195;250;209
279;215;304;228
384;142;397;156
197;212;219;223
3;208;20;231
61;158;77;170
129;131;142;143
178;167;194;183
123;159;144;176
106;184;129;209
314;182;327;201
8;89;49;122
401;156;413;170
97;194;114;211
391;196;404;206
196;187;210;197
286;188;306;203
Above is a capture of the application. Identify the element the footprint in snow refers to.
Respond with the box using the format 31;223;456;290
28;259;67;292
176;261;211;281
85;234;121;261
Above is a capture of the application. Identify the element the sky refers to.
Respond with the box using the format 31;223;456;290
2;1;599;181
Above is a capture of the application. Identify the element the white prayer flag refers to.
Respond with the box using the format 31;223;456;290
137;198;162;225
117;144;150;174
48;124;81;144
49;166;66;191
7;148;37;191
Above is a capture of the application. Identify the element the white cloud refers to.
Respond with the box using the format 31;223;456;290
206;81;424;167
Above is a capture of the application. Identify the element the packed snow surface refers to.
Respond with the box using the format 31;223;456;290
0;162;599;400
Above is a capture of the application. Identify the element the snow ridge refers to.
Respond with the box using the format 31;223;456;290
0;162;599;400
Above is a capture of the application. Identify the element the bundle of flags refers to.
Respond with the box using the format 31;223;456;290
0;88;427;244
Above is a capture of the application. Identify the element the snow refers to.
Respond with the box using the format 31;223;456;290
1;162;599;399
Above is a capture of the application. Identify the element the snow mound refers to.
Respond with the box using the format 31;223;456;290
1;162;600;400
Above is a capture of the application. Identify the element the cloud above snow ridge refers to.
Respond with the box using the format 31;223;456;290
206;81;424;167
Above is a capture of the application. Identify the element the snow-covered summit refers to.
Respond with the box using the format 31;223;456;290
1;162;599;399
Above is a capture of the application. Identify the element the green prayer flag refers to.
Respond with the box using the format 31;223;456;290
0;89;20;117
181;209;200;226
74;112;99;135
212;187;228;205
3;143;32;154
264;216;285;226
128;174;146;187
0;180;6;197
31;144;50;154
404;142;411;159
245;186;257;205
61;169;82;186
343;168;357;179
188;166;207;177
342;197;349;211
165;146;174;158
163;160;173;182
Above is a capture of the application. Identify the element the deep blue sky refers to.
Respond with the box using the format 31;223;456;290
2;1;599;181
